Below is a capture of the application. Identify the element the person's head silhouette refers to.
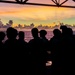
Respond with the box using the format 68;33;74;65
18;31;25;40
31;28;39;38
6;27;18;39
53;29;61;37
60;25;67;34
66;28;73;36
39;30;47;38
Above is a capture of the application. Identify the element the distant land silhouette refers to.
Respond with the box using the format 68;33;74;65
0;20;75;30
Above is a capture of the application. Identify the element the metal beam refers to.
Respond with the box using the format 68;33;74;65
51;0;58;5
0;1;75;8
60;0;68;6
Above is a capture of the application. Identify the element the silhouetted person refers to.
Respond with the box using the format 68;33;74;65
0;31;5;61
0;31;5;73
28;28;47;75
60;25;67;36
39;30;49;61
0;31;5;48
18;31;28;75
49;29;62;75
18;31;28;48
4;27;18;50
4;27;18;74
39;29;51;75
18;31;27;50
39;29;49;51
60;27;75;75
0;31;5;55
49;29;61;52
39;30;48;42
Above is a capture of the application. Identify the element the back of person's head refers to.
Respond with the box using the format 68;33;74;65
53;29;61;36
6;27;18;39
39;30;47;38
66;28;73;36
0;31;5;41
18;31;24;40
60;25;67;29
60;25;67;32
60;25;68;35
31;28;38;38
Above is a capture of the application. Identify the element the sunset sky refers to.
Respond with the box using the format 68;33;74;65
0;0;75;27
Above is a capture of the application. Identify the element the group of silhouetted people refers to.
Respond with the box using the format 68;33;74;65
0;26;75;75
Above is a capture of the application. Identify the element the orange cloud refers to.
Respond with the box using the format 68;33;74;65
0;4;75;26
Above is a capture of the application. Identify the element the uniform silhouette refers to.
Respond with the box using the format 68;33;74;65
60;27;75;75
4;27;18;74
28;28;47;75
49;29;62;75
0;31;5;73
39;30;50;75
18;31;28;75
0;31;5;49
39;30;49;62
